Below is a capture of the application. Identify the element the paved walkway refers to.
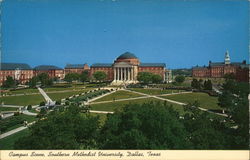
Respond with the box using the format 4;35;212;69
37;87;54;105
0;104;22;108
0;121;36;139
22;110;38;116
89;110;114;114
0;126;27;139
1;113;14;119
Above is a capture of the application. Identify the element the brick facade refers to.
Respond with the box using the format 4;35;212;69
192;51;249;82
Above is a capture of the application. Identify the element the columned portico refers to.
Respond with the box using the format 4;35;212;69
114;66;134;81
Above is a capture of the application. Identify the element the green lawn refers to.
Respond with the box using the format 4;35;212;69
90;97;185;114
47;90;91;101
0;129;30;150
160;92;221;110
43;87;88;92
0;107;18;112
8;88;38;95
94;90;143;102
0;94;45;106
129;88;185;95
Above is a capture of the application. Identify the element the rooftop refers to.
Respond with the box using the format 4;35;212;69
117;52;138;59
0;63;32;70
139;63;166;67
34;65;62;70
65;64;87;69
91;63;113;67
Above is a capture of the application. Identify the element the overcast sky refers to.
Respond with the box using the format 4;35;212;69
1;0;249;69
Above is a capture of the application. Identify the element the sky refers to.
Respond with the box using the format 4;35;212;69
1;0;249;69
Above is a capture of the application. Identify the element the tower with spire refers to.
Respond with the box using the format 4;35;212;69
224;50;230;65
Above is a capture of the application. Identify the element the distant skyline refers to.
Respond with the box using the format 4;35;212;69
1;0;249;69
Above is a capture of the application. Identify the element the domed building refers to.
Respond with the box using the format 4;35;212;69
90;52;168;84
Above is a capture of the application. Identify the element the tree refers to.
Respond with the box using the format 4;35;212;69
14;105;99;149
151;74;162;84
218;80;249;149
175;75;185;84
37;73;53;87
27;105;32;110
29;76;39;88
224;73;236;80
137;72;153;84
204;79;212;90
182;102;231;149
64;73;80;83
2;76;16;88
80;70;89;83
191;78;198;89
191;78;203;90
198;79;203;88
99;102;191;149
39;101;46;106
93;71;107;82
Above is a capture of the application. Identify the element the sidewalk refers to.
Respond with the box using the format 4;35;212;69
0;121;35;139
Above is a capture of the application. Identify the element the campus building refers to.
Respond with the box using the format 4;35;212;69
90;52;169;84
0;63;33;85
33;65;65;79
0;52;172;86
192;51;249;82
64;63;89;74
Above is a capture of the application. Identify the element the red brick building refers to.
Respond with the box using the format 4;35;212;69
33;65;64;79
192;51;249;82
64;63;90;74
90;52;166;84
0;63;33;85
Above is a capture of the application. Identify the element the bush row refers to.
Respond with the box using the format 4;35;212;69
69;89;111;103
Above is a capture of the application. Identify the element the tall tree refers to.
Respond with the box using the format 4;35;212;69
37;73;53;87
80;70;89;83
182;102;231;149
175;75;185;84
2;76;16;88
64;73;80;83
218;80;249;149
151;74;162;84
99;102;191;149
93;71;107;82
14;105;99;149
29;76;39;88
137;72;153;84
204;79;212;90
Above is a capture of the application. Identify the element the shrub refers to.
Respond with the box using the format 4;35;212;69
55;100;61;105
40;101;46;106
27;105;32;110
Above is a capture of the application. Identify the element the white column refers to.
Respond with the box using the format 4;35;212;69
118;68;120;80
132;67;134;81
125;68;127;81
114;68;116;81
120;68;122;81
